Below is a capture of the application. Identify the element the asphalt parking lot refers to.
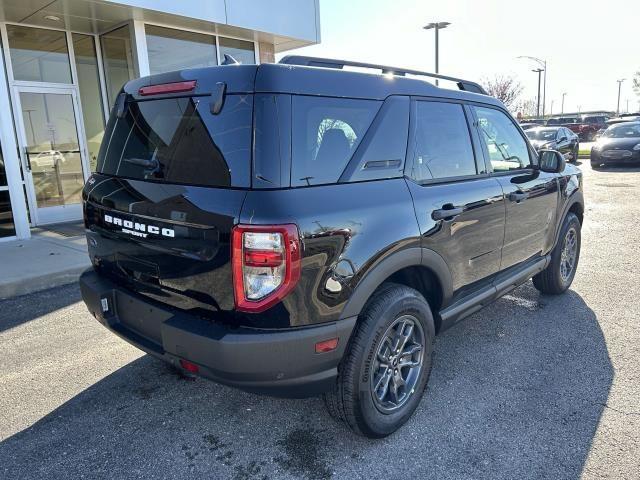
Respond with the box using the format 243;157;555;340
1;161;639;480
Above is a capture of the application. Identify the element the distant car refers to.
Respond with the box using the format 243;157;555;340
547;116;597;141
591;122;640;168
520;122;541;130
30;150;65;169
597;115;640;138
526;126;580;162
581;115;609;131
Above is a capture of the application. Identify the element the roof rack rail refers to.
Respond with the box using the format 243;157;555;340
279;55;488;95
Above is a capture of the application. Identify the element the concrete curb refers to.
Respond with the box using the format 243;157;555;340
0;265;89;300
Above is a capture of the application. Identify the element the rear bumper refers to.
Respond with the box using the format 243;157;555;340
80;269;356;398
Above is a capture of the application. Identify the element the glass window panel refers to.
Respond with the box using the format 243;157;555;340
410;102;476;181
20;92;84;208
146;25;217;75
100;25;134;108
72;34;105;172
291;96;380;186
474;106;532;172
218;37;255;65
0;190;16;238
6;25;72;83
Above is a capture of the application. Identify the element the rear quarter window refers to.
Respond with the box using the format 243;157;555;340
291;96;381;186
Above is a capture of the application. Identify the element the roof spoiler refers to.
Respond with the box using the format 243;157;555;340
279;55;488;95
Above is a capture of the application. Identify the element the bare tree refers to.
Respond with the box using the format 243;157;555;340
633;70;640;98
514;98;538;118
481;75;524;110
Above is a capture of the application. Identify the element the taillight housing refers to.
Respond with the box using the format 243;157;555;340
231;224;301;313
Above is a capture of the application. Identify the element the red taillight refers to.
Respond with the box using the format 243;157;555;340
179;359;199;373
315;338;339;353
139;80;197;96
231;224;301;313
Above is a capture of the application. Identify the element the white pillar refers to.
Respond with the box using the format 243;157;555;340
0;39;30;239
131;20;150;78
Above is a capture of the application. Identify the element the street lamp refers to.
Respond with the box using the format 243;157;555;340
532;68;544;117
561;92;567;114
423;21;451;86
518;56;547;117
616;79;625;115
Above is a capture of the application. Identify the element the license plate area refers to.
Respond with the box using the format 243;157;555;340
115;289;172;346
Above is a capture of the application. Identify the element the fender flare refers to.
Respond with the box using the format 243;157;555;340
553;190;584;248
339;247;453;319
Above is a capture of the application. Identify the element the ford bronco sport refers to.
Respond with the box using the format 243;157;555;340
80;56;584;438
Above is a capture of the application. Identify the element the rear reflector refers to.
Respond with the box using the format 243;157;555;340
315;338;339;353
139;80;197;96
179;359;199;373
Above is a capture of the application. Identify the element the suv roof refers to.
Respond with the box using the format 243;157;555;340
123;57;499;106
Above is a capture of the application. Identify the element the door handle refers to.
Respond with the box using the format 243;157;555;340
22;147;32;171
509;192;529;203
432;205;464;221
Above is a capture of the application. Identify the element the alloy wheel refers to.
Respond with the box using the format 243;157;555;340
560;226;578;283
370;315;425;413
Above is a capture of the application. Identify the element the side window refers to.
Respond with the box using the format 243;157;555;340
474;106;532;172
291;96;380;186
409;101;476;182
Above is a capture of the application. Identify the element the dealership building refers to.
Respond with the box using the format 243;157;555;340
0;0;320;240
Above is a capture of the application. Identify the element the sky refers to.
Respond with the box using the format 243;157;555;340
281;0;640;115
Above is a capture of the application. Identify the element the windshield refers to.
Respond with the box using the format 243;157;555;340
97;94;253;187
558;117;578;124
603;123;640;138
526;128;558;141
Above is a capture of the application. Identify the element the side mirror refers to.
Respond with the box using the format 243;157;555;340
539;149;566;173
559;136;567;142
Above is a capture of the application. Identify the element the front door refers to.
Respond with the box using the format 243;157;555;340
15;86;90;225
406;100;506;300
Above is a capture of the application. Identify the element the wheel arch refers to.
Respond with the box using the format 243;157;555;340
340;247;453;333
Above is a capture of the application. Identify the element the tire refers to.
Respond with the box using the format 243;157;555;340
573;145;580;163
323;283;435;438
533;212;581;294
591;160;601;170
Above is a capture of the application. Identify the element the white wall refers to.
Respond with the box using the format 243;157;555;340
103;0;320;43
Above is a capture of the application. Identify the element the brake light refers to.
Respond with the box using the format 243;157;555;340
231;224;301;313
138;80;197;96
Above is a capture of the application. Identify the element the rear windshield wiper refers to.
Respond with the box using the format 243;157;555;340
123;157;159;169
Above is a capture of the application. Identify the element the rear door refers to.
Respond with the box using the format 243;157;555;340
84;71;255;316
471;105;559;270
405;99;505;301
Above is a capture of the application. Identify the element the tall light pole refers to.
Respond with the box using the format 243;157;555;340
532;68;544;117
616;79;625;115
518;56;547;117
423;21;451;86
561;92;567;114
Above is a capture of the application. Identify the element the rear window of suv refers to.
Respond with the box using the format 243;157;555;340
96;94;253;187
290;96;380;186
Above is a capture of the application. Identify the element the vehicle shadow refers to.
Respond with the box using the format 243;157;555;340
0;284;81;333
0;283;611;480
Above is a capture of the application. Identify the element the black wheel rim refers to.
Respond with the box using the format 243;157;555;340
370;315;425;413
560;226;578;283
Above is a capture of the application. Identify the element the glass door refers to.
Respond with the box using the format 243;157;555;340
15;86;90;225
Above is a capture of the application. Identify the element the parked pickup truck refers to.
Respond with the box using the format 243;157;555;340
547;116;598;141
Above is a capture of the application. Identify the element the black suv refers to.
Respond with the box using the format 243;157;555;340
80;56;584;438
